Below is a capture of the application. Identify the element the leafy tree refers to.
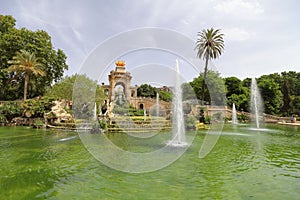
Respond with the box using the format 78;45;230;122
181;82;197;101
281;71;300;96
190;70;226;105
291;96;300;115
227;93;249;112
195;28;224;104
225;76;250;111
0;15;15;32
242;78;252;88
225;77;243;97
137;84;172;102
257;77;283;115
45;75;76;100
46;74;105;102
0;14;68;100
137;84;157;98
158;90;172;102
65;74;105;119
8;50;45;100
190;73;209;102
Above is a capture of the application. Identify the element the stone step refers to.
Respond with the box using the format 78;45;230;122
107;127;171;132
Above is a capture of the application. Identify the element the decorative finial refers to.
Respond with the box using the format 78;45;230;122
115;60;126;67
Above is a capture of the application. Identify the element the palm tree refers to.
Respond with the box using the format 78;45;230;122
8;50;45;100
195;28;224;104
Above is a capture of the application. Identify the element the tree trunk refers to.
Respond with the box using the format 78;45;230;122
201;55;209;105
24;74;29;101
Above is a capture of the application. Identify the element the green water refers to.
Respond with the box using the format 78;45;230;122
0;125;300;199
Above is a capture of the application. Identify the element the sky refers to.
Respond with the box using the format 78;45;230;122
1;0;300;85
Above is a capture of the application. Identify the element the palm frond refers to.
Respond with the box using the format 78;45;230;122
195;28;225;60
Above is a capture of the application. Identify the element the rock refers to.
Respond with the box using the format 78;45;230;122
45;100;73;124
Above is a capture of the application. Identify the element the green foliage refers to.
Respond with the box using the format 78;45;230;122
90;120;105;133
291;96;300;115
224;76;250;112
224;77;249;97
0;15;15;32
21;97;55;118
257;76;283;115
158;90;172;102
281;78;291;115
0;101;22;122
0;114;7;124
129;109;144;116
227;93;249;112
0;97;54;124
137;84;172;102
196;28;225;60
0;15;68;100
237;113;249;122
112;103;130;115
45;75;78;100
185;115;197;130
137;84;157;98
190;70;226;105
182;83;197;100
112;103;145;116
8;50;45;100
50;74;105;119
190;74;208;101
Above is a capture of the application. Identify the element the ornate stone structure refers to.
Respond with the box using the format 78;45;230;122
103;60;137;103
102;60;171;112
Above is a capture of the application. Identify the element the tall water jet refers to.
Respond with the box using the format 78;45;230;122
232;103;238;125
143;108;146;121
93;102;97;121
156;93;160;117
250;78;264;128
168;59;187;147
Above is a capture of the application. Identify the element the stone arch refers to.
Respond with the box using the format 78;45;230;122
108;61;132;102
139;103;144;110
104;88;109;96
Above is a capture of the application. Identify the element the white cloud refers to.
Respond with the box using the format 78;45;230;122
214;0;264;17
1;0;299;80
223;27;256;41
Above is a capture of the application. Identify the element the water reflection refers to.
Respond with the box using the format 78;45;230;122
0;125;300;199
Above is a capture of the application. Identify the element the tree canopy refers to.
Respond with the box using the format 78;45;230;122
0;14;68;100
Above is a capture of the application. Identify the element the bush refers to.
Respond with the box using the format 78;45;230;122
185;115;197;130
237;114;249;122
21;97;55;118
0;97;55;124
0;101;22;121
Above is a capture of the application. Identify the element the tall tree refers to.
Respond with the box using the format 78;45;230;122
0;15;68;100
195;28;224;104
8;50;45;100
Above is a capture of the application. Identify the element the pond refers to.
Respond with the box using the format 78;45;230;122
0;125;299;199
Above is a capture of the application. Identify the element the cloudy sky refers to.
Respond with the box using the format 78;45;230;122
1;0;300;84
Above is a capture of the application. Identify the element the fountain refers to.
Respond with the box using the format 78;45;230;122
143;108;146;121
250;78;264;129
167;59;187;147
232;103;238;125
93;102;97;121
156;93;160;117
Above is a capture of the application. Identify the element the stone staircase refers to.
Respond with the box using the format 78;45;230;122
108;116;171;133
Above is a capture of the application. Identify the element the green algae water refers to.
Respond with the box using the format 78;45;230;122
0;125;300;199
